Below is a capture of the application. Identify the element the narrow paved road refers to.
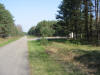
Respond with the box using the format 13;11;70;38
0;37;30;75
28;37;67;41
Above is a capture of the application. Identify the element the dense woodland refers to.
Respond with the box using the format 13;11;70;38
28;0;100;45
56;0;100;44
0;3;23;38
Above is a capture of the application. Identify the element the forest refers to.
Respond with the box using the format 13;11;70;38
28;0;100;45
0;3;23;38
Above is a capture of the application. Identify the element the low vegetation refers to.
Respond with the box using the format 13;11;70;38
28;39;100;75
0;37;20;47
28;41;68;75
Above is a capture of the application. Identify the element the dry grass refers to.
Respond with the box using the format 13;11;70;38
28;41;68;75
28;39;100;75
0;37;20;47
45;41;100;75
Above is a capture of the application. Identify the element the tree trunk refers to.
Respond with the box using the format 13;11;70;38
84;0;89;41
95;0;99;45
89;4;93;41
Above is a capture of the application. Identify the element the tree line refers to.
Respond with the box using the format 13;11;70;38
56;0;100;44
28;0;100;44
0;3;23;38
28;20;56;37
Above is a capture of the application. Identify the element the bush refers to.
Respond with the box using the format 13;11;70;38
40;38;48;45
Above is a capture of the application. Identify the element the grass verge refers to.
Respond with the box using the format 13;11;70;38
0;37;20;47
28;39;100;75
28;41;70;75
29;40;94;75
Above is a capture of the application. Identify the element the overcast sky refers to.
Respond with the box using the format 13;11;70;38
0;0;62;32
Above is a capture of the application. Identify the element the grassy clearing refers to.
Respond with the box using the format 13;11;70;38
28;39;100;75
0;37;20;47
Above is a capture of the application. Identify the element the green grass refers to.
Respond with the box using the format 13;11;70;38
28;41;69;75
28;39;100;75
0;37;20;47
28;40;89;75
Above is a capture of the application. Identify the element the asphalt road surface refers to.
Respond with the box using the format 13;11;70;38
0;37;30;75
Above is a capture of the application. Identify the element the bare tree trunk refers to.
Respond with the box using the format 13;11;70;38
89;2;93;41
84;0;89;41
95;0;99;45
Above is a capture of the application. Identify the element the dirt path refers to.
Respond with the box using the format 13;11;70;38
0;37;30;75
